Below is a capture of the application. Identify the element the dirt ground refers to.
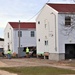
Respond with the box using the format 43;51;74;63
0;58;75;75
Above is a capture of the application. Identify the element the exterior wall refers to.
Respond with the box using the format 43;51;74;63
4;23;13;54
4;23;36;54
13;29;36;54
36;4;75;60
0;41;4;48
36;5;59;55
49;53;65;61
58;13;75;54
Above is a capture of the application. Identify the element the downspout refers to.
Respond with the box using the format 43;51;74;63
18;20;21;57
10;28;13;52
51;12;57;51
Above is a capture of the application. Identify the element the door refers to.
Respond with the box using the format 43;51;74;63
65;44;75;59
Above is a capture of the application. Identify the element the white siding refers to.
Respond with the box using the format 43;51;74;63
36;4;75;60
4;23;13;54
13;29;36;53
4;23;36;54
58;13;75;53
36;5;59;54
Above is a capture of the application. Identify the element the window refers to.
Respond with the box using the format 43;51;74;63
38;21;40;24
44;19;48;29
45;41;48;45
65;16;71;26
18;31;22;37
31;31;35;37
45;24;47;28
8;43;10;49
8;32;9;38
38;39;40;42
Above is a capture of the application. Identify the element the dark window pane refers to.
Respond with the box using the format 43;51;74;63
38;21;40;24
31;31;34;37
65;16;71;26
38;39;40;42
18;31;22;37
8;32;9;38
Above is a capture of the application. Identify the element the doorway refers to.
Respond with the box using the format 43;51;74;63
65;44;75;59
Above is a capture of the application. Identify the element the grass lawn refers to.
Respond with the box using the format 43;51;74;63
0;66;75;75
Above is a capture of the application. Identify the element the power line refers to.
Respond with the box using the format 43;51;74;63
27;0;50;21
47;0;50;3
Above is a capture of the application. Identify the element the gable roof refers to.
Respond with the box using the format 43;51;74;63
9;22;36;29
47;3;75;12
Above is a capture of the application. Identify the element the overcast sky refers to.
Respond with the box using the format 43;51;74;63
0;0;75;38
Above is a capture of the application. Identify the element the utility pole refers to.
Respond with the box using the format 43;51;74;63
18;20;21;57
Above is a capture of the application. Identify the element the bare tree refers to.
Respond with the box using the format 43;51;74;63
60;13;75;37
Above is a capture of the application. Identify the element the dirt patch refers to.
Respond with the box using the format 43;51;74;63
0;58;74;67
0;70;17;75
0;58;75;75
0;61;8;67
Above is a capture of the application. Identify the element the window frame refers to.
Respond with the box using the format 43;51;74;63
18;31;22;37
38;21;40;24
8;32;9;38
45;40;48;45
65;16;71;26
31;31;35;37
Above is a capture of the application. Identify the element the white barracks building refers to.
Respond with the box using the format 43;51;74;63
36;3;75;60
4;22;36;57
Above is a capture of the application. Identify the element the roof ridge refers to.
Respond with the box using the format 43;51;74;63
8;22;36;29
47;3;75;12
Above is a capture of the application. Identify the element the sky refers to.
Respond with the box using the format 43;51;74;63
0;0;75;38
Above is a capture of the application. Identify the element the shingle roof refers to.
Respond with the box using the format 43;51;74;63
47;3;75;12
9;22;36;29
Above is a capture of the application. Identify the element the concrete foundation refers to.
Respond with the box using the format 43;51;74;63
48;53;65;61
